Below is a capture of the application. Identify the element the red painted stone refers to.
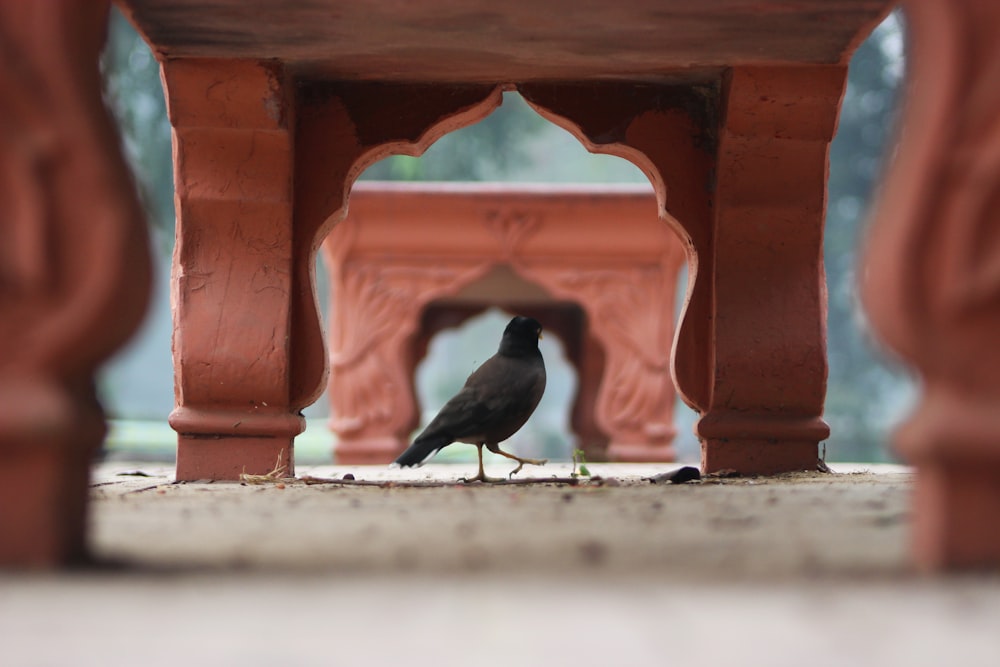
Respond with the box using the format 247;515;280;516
0;0;151;565
862;0;1000;570
23;0;988;571
163;68;503;479
162;58;300;480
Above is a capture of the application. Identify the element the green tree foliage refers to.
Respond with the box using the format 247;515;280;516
360;93;550;181
101;9;173;247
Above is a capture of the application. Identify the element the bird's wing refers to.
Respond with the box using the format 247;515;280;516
415;351;545;444
416;384;494;442
430;355;543;438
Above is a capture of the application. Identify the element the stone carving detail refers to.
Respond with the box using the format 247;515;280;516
324;183;683;462
861;0;1000;569
519;263;677;446
519;79;841;474
324;218;487;450
483;208;542;259
328;261;485;440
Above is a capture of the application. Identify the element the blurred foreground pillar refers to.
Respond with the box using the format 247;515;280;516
0;0;151;565
862;0;1000;571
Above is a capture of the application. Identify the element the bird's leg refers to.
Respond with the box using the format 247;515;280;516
461;443;502;483
486;443;548;478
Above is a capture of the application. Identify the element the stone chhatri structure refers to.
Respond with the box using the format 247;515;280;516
322;182;685;464
2;0;1000;571
125;0;884;483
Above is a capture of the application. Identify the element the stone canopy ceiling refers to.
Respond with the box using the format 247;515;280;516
118;0;893;82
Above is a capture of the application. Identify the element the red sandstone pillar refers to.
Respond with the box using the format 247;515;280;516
0;0;151;565
698;66;845;473
862;0;1000;570
162;59;301;480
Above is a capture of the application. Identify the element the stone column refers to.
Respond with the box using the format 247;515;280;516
0;0;151;565
162;59;300;480
862;0;1000;570
698;66;845;473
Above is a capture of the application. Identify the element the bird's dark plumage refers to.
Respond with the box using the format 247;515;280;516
394;316;547;480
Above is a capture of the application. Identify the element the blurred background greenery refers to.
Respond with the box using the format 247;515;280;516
98;9;911;465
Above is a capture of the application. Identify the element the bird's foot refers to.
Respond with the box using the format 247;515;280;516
461;472;504;484
508;457;548;478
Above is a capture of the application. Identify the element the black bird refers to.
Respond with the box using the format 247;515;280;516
394;316;547;482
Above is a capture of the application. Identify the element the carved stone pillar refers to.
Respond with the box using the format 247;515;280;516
0;0;151;565
698;66;844;473
162;72;500;479
862;0;1000;570
163;59;301;480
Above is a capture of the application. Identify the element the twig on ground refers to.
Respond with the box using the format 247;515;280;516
121;484;166;495
298;474;617;487
240;450;291;484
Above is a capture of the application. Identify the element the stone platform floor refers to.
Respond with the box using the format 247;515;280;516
3;462;999;666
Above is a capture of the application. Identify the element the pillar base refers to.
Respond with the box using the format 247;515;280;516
334;437;404;465
0;447;91;567
701;439;820;475
606;442;676;463
170;406;303;480
896;387;1000;570
912;462;1000;571
176;435;295;481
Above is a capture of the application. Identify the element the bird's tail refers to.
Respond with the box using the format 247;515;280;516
393;434;452;468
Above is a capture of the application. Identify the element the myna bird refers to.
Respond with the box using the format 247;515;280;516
394;315;547;482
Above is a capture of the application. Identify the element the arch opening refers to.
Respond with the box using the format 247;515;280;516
326;91;698;463
414;304;581;463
